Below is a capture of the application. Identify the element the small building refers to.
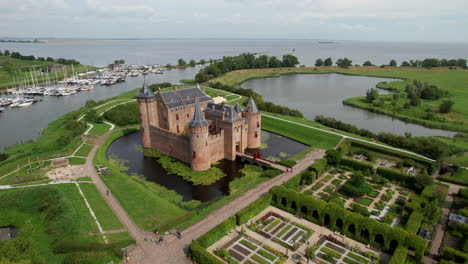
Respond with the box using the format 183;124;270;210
405;167;415;174
47;64;66;73
448;213;468;225
418;228;431;240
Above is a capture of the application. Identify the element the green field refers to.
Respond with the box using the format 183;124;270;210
75;143;94;157
0;55;96;90
213;66;468;132
0;184;133;263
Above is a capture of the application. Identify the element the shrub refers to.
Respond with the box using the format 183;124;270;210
350;203;370;217
188;240;224;264
103;102;139;126
405;210;423;234
441;247;468;263
342;171;372;196
236;194;272;225
340;158;374;174
377;167;416;189
309;158;328;177
389;246;407;264
197;216;236;248
0;152;9;162
277;159;296;167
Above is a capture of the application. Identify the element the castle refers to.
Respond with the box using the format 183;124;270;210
137;83;261;171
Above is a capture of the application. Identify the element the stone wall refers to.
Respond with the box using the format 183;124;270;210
149;125;191;163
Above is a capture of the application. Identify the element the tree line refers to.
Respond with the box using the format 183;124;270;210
314;57;467;69
195;53;299;82
314;115;465;160
0;49;80;65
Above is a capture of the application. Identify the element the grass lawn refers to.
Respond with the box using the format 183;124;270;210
68;157;86;165
0;184;133;263
78;182;123;231
89;123;112;137
355;197;373;206
438;169;468;186
444;155;468;167
75;143;93;157
262;114;342;149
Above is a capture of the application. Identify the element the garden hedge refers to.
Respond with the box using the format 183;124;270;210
405;210;423;234
236;193;272;225
308;157;328;177
340;158;374;173
377;167;416;189
196;216;236;248
440;247;468;263
188;240;224;264
270;186;426;263
389;246;407;264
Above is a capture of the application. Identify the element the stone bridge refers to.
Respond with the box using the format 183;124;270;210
236;152;286;171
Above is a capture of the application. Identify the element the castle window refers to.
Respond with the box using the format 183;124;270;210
206;142;208;146
176;114;179;120
255;131;258;138
187;114;189;118
192;151;196;158
257;121;260;128
177;125;180;133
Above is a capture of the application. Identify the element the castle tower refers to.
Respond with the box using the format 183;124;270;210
137;82;157;148
246;97;261;149
189;99;211;171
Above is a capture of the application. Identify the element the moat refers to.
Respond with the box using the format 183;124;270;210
106;130;308;202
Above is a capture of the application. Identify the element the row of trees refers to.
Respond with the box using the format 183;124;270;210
315;115;465;160
0;49;80;65
315;57;467;69
195;53;299;82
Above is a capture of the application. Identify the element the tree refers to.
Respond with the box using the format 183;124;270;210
323;57;333;66
189;59;196;67
363;60;373;66
3;50;10;56
409;93;420;106
268;56;282;68
389;60;397;66
46;57;54;62
178;59;186;66
315;59;324;66
336;58;352;68
366;88;379;103
439;100;455;113
199;59;206;64
401;61;410;67
326;149;341;166
0;50;2;56
282;54;299;67
343;171;372;196
165;63;172;69
415;174;433;189
195;72;208;83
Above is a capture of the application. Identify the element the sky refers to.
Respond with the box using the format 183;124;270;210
1;0;467;42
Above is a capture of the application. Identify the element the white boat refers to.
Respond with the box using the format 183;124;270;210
18;99;34;107
0;107;4;112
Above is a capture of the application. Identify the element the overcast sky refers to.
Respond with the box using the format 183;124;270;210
1;0;467;42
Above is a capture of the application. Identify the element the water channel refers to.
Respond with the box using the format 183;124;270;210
242;73;455;137
106;130;308;201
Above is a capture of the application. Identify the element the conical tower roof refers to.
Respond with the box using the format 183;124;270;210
189;99;211;128
246;97;259;113
234;103;242;113
137;82;155;98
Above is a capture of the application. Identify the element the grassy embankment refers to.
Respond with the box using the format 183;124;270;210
0;184;131;264
0;55;97;90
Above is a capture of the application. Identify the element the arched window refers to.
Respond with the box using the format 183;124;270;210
255;131;258;138
177;126;180;133
176;114;179;120
257;121;260;128
192;151;196;158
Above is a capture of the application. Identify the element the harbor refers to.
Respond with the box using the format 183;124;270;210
0;64;166;111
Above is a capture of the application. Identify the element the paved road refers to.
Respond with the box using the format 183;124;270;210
86;128;325;264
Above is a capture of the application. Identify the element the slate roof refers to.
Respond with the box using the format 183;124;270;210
449;213;468;224
189;100;211;128
136;82;155;99
246;97;259;113
205;102;242;122
234;103;243;113
160;87;212;109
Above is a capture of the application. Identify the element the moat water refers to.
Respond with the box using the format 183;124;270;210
242;73;455;137
106;130;308;202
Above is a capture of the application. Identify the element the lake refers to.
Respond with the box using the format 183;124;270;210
242;73;455;137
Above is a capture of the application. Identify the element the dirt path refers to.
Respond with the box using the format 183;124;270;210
85;127;326;263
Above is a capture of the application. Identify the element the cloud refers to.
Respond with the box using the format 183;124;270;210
0;0;466;41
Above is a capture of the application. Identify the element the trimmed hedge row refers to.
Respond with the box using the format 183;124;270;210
270;186;426;263
441;247;468;263
389;246;408;264
308;157;328;177
236;193;272;225
340;158;374;173
377;167;416;189
405;210;423;234
196;216;236;248
188;240;224;264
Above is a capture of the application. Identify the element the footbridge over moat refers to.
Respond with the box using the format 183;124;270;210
236;152;287;171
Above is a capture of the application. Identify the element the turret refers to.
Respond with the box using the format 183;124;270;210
137;82;157;148
245;97;261;149
189;99;211;171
